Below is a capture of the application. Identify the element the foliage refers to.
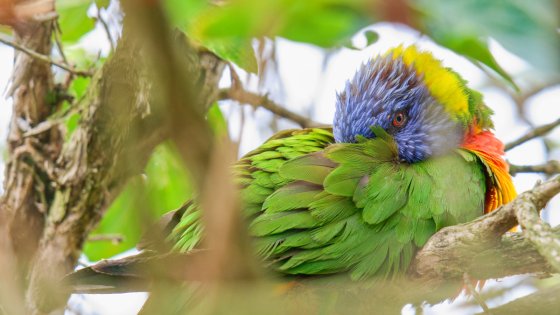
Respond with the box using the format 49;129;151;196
84;143;193;260
56;0;96;42
415;0;560;73
164;0;373;73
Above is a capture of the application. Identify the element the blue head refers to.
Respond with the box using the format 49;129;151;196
333;54;463;163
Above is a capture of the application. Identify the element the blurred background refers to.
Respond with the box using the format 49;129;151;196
1;0;559;314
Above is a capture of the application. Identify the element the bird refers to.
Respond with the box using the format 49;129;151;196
68;45;516;291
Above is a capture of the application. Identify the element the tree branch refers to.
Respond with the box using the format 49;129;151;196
0;34;93;77
505;118;560;151
515;185;560;272
509;160;560;176
218;88;323;129
94;9;114;53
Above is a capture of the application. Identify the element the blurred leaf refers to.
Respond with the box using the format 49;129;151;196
364;30;379;46
144;143;193;212
204;39;258;74
0;25;12;35
190;0;370;47
165;0;372;73
64;110;81;141
207;102;228;136
95;0;110;9
278;1;370;47
56;0;95;43
164;0;210;28
437;36;517;89
69;76;91;99
84;143;192;260
416;0;560;75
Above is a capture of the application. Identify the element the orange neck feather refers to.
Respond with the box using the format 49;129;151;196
461;127;517;213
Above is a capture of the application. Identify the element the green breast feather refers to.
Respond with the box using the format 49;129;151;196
170;128;486;279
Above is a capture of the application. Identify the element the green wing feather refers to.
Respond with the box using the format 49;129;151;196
169;127;487;279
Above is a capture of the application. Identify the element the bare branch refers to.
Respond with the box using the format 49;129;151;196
88;234;124;244
463;273;491;313
515;186;560;272
509;160;560;176
94;8;114;52
0;34;93;77
505;118;560;151
218;87;324;129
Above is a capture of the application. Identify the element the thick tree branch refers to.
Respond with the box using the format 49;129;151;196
515;191;560;272
218;88;323;128
0;18;56;314
505;118;560;151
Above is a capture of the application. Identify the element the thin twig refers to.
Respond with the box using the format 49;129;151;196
509;160;560;176
87;234;124;245
52;20;76;89
505;118;560;151
23;119;59;137
95;8;114;52
52;20;68;64
463;273;492;314
0;35;93;77
218;87;323;128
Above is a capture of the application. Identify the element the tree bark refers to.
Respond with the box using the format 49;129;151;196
0;17;57;312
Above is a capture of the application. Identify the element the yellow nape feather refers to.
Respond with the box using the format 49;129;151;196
389;45;469;121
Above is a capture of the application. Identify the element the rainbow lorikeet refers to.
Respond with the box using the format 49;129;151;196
71;46;516;289
169;45;516;280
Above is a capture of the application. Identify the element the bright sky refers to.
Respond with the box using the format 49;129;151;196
0;20;559;315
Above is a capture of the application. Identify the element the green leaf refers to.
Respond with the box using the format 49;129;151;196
84;143;192;260
56;0;95;43
190;0;371;47
64;111;80;141
416;0;560;76
175;0;373;72
163;0;211;29
277;1;370;48
434;35;517;90
69;76;91;99
204;38;258;74
0;26;12;35
207;103;228;136
343;30;379;50
95;0;110;9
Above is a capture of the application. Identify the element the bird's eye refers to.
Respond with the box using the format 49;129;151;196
392;111;407;128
